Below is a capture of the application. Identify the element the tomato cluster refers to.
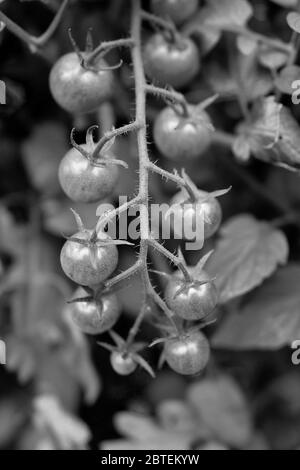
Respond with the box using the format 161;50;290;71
49;0;223;378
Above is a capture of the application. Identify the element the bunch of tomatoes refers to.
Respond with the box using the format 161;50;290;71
49;0;226;378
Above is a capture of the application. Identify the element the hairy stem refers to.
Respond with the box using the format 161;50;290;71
96;195;141;233
148;239;192;282
86;38;135;66
105;261;142;290
93;121;141;158
147;162;186;187
97;0;187;338
131;0;150;286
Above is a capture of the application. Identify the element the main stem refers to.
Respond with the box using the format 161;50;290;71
131;0;150;282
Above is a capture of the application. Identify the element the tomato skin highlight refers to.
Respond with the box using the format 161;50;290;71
49;52;113;114
165;271;218;321
59;145;119;203
144;34;200;89
164;331;210;375
110;351;137;376
170;189;222;241
70;287;121;335
60;230;118;286
154;106;212;161
151;0;199;25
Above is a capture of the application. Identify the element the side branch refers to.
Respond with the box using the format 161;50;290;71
148;239;192;282
0;0;70;49
86;38;135;66
92;121;141;158
145;84;188;110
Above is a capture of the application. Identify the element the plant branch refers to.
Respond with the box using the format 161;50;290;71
96;195;141;233
145;84;189;114
222;24;293;54
147;162;186;187
0;0;70;49
105;261;142;290
140;10;176;35
125;302;148;349
97;0;188;335
148;239;192;282
92;121;141;158
86;38;135;66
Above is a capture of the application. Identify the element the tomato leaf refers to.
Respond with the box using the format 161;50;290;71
274;65;300;95
287;11;300;33
187;375;253;447
258;48;289;70
113;412;161;441
206;54;273;102
202;0;253;28
183;0;253;54
183;13;222;54
270;0;298;6
34;395;91;450
241;96;300;171
232;135;251;162
213;265;300;350
206;215;289;303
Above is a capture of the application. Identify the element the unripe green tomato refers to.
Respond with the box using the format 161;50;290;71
151;0;199;25
154;106;212;161
165;271;218;321
70;287;121;335
49;52;113;114
164;331;210;375
110;351;137;376
60;230;118;286
170;189;222;240
59;144;119;203
144;34;200;89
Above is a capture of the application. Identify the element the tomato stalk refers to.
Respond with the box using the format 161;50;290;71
221;24;293;54
100;0;181;335
85;38;135;67
0;0;70;52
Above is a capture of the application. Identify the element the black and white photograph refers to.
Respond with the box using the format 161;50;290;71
1;0;300;453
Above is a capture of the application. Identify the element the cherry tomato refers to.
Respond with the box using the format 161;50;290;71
59;144;119;203
154;106;212;161
70;287;121;335
110;351;137;376
170;189;222;241
151;0;199;25
60;230;118;286
165;271;218;321
49;52;113;114
164;331;210;375
144;34;200;89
